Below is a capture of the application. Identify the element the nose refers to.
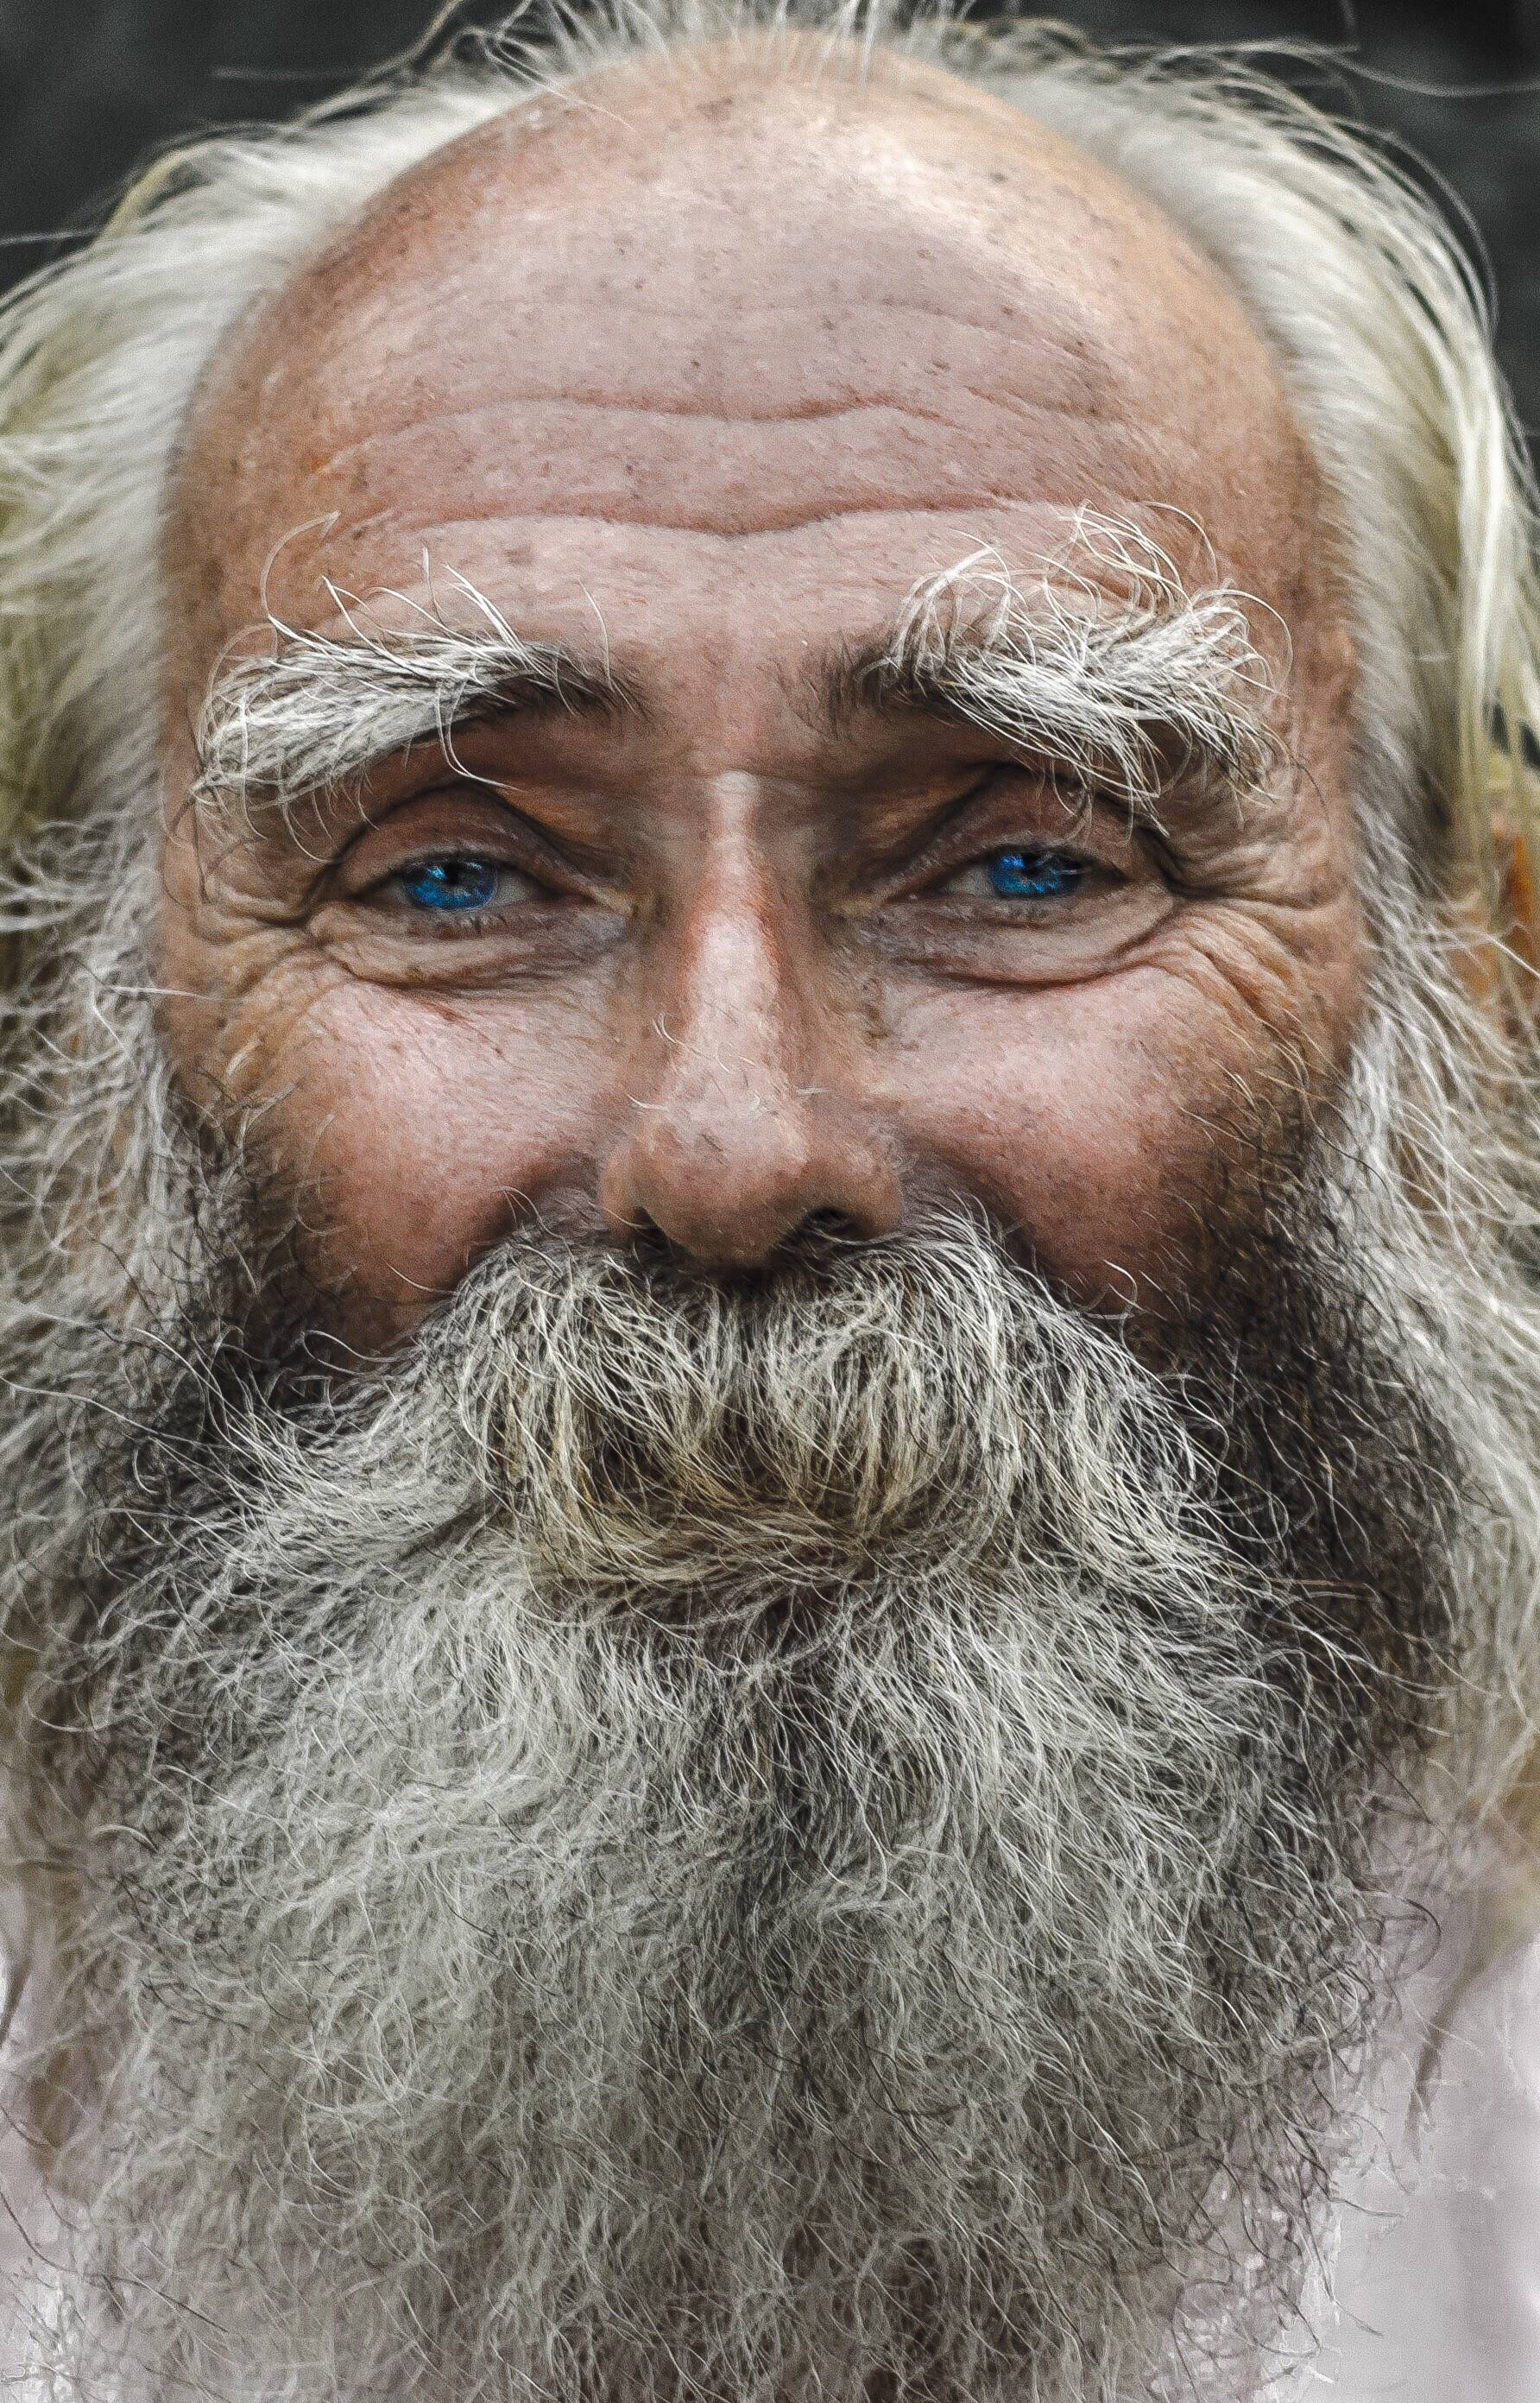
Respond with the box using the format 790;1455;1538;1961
599;874;900;1270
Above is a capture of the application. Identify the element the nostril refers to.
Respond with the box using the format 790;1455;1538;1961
622;1208;868;1283
611;1199;663;1241
616;1207;678;1271
600;1083;902;1269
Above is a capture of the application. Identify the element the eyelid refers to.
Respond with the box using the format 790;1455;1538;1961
877;771;1126;888
899;830;1114;907
331;786;589;903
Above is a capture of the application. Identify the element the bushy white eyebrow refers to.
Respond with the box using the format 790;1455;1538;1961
854;518;1284;823
189;521;1283;838
188;576;623;831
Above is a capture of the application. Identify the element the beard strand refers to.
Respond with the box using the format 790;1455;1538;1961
0;1148;1468;2402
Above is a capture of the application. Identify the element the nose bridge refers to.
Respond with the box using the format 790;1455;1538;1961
599;816;899;1265
654;854;798;1116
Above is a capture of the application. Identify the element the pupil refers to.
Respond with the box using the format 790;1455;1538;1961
404;859;498;912
988;850;1078;900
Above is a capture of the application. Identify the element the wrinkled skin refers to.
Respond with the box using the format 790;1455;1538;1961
158;40;1361;1342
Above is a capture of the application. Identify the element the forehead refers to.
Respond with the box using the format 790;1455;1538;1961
167;48;1326;693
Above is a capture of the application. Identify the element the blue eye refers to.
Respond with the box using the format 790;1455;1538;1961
987;850;1084;901
398;857;502;914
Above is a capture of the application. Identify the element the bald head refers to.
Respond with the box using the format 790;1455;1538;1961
174;39;1324;636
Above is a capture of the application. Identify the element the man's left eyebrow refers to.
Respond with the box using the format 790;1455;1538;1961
189;620;634;823
805;578;1281;817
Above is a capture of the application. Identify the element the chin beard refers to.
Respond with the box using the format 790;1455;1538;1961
0;1132;1475;2403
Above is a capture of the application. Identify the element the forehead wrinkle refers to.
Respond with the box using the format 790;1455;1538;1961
288;382;1129;547
166;44;1326;748
288;295;1127;449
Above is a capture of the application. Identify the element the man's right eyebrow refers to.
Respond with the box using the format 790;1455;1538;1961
188;619;633;825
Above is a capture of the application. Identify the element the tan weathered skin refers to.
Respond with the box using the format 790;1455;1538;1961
158;37;1361;1340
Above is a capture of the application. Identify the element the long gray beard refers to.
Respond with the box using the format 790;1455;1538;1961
0;1161;1467;2403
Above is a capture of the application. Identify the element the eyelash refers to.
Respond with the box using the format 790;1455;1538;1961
385;853;538;930
951;846;1091;904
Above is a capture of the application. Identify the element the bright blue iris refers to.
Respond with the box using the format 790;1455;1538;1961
988;850;1082;901
400;858;500;914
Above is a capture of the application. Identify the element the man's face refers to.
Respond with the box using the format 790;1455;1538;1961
158;52;1361;1338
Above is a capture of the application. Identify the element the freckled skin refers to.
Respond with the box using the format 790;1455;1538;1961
157;40;1362;1341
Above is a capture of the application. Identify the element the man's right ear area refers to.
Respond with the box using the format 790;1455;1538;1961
1436;743;1540;1029
1493;819;1540;982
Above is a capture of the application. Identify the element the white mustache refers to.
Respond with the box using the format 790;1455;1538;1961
418;1209;1224;1604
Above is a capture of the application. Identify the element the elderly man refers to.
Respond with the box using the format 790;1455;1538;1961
0;3;1537;2395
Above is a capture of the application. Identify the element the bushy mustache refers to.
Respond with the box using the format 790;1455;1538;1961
435;1208;1230;1601
33;1186;1455;1775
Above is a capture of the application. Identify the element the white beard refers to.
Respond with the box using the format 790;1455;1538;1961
0;1196;1468;2402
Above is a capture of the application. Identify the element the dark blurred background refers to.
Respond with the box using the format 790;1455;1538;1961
3;2;1539;432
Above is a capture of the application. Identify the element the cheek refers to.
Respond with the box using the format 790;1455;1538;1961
211;974;618;1329
876;962;1340;1306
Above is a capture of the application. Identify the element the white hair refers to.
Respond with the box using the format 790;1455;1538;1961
0;0;1537;926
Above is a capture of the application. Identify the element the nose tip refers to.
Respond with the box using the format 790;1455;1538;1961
599;1096;901;1270
601;851;902;1269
